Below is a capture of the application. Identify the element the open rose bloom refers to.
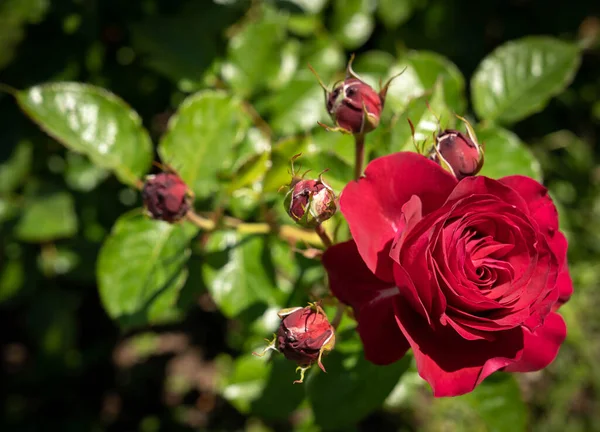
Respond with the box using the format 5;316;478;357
323;152;573;397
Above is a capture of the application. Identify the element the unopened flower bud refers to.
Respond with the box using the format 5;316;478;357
309;54;402;135
431;129;484;180
284;178;337;228
277;303;335;382
327;78;382;135
142;172;192;223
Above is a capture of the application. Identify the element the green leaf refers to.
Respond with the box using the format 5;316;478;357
257;71;329;136
16;191;78;242
17;83;153;186
306;333;410;430
376;0;422;29
386;51;466;114
301;152;353;192
219;354;271;414
331;0;375;50
0;140;32;193
477;126;542;181
461;374;528;432
130;2;240;90
219;352;305;419
97;212;198;329
202;232;283;318
283;0;329;14
158;90;251;198
0;257;25;304
262;134;353;194
388;80;453;154
301;37;345;82
251;355;306;420
263;136;307;194
222;7;290;97
64;151;110;192
471;37;581;124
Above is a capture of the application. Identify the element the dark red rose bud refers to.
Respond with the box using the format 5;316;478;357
309;54;402;136
278;303;335;383
251;303;336;383
142;172;192;223
430;129;484;180
283;177;336;228
326;78;382;135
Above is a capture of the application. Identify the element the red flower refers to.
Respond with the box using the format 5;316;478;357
322;152;572;397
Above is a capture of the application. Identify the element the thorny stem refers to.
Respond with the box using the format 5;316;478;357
314;224;333;248
354;133;365;180
186;210;322;246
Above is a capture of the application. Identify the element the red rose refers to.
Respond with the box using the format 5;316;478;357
322;152;572;397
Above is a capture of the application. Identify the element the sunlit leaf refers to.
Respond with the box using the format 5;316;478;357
97;212;198;329
0;140;32;193
222;6;291;97
386;50;466;114
17;83;153;186
158;90;251;198
202;232;284;318
477;125;542;181
16;190;78;242
331;0;375;50
387;80;453;154
471;37;581;124
306;332;410;429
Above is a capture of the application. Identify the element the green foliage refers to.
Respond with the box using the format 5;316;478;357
17;83;153;186
202;232;284;318
1;0;598;431
306;336;411;430
158;90;251;198
16;189;78;242
471;37;581;124
97;212;198;329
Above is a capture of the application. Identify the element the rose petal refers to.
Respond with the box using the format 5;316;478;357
394;299;524;397
446;176;530;215
322;240;409;364
358;300;410;365
500;175;559;233
553;267;573;311
504;312;566;372
323;240;393;305
340;152;457;280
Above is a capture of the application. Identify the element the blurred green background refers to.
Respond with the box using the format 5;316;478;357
1;0;599;431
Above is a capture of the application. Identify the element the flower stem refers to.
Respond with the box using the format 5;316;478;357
186;211;322;246
185;211;216;231
315;224;333;248
354;133;365;180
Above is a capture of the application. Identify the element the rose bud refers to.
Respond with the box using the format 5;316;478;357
252;303;336;384
279;303;336;383
309;54;402;136
429;116;484;180
142;172;192;223
283;176;337;228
